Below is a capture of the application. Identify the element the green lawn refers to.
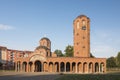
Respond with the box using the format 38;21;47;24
0;70;15;72
55;72;120;80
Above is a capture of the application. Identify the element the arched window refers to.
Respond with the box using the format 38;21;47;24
77;21;80;29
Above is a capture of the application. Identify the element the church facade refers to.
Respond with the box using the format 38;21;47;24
0;15;106;73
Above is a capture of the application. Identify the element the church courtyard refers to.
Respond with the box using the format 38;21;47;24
0;72;62;80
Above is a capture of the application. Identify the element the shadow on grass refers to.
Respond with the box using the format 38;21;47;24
55;73;120;80
0;73;61;80
0;72;120;80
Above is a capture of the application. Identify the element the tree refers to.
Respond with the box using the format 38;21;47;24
64;45;73;57
116;52;120;67
107;57;117;68
54;49;64;57
90;53;95;58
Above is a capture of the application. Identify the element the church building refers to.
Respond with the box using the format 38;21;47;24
0;15;106;73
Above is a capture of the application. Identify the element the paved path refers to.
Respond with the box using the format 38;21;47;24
0;72;62;80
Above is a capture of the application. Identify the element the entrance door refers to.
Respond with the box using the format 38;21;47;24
35;60;42;72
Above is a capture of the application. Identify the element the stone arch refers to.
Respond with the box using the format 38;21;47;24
49;62;53;72
34;60;42;72
66;62;70;72
29;62;33;72
89;62;93;73
95;62;99;73
83;62;87;73
22;61;27;72
77;62;82;73
72;62;76;72
43;62;48;72
30;54;46;62
60;62;65;72
100;62;105;73
17;61;21;72
55;62;59;72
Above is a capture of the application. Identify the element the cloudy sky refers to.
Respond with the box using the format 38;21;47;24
0;0;120;58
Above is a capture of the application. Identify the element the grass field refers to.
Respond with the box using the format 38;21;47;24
0;70;15;72
55;72;120;80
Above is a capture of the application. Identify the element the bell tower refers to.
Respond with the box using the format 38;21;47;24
73;15;90;57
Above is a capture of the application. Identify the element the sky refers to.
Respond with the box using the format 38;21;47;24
0;0;120;58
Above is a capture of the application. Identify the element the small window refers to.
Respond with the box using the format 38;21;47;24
83;46;85;48
77;21;80;29
77;52;79;54
82;26;86;30
82;20;86;26
76;33;79;36
76;42;79;45
83;36;85;39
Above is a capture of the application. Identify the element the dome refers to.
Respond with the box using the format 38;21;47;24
73;14;90;23
76;14;89;19
40;37;50;42
35;46;50;50
39;37;51;50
